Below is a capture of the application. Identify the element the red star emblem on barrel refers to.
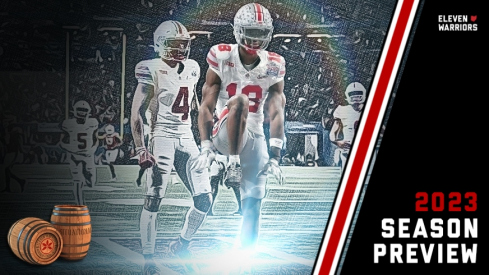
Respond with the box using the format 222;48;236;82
41;238;53;254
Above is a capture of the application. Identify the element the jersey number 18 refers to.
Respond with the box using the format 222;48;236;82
226;84;262;113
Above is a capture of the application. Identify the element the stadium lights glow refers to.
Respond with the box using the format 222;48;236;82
273;34;302;38
306;34;345;38
189;31;213;35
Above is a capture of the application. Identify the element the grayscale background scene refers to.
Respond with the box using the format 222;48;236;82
0;0;396;274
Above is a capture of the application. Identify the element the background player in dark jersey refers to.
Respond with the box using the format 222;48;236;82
98;124;122;181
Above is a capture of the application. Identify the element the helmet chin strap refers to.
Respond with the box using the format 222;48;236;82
161;51;186;63
245;48;258;55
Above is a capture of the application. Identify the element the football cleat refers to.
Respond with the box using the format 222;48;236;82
168;237;198;273
143;260;161;275
168;238;191;258
224;163;242;188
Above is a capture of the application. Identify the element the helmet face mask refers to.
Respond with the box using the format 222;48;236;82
235;26;273;51
154;21;191;62
347;91;364;104
76;108;89;118
234;3;274;52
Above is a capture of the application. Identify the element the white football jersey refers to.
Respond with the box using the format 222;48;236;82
333;105;361;143
135;58;200;138
206;44;286;136
61;118;99;154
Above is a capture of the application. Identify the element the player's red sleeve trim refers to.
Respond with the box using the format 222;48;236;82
207;56;218;68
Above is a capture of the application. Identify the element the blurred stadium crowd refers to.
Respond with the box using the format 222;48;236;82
0;0;395;167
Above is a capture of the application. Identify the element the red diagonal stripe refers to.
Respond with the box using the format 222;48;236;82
317;0;416;274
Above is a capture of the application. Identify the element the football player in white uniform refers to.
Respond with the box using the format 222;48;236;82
98;124;122;181
195;3;286;251
59;100;99;205
130;20;212;274
330;82;366;173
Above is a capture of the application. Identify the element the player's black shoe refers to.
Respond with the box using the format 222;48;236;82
143;258;161;275
168;236;191;258
224;163;241;188
168;237;198;273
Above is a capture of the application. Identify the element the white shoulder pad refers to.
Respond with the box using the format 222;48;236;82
185;59;200;70
214;44;233;60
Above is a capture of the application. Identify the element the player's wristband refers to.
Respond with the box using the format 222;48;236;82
201;140;214;151
269;138;284;149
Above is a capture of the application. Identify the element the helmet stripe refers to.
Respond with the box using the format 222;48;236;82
176;21;184;35
171;21;182;35
254;3;263;23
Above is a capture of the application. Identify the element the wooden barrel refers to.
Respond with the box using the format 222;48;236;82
7;217;63;265
50;205;91;260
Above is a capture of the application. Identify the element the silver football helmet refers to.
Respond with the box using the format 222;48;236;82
345;82;366;105
105;124;115;135
73;100;91;119
154;20;191;61
233;3;274;52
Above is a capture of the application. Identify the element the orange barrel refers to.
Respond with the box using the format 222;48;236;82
7;217;63;265
50;205;91;260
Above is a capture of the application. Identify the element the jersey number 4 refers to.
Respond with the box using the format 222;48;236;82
172;87;189;121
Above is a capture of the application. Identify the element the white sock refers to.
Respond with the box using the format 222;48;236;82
140;208;157;255
180;207;207;241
